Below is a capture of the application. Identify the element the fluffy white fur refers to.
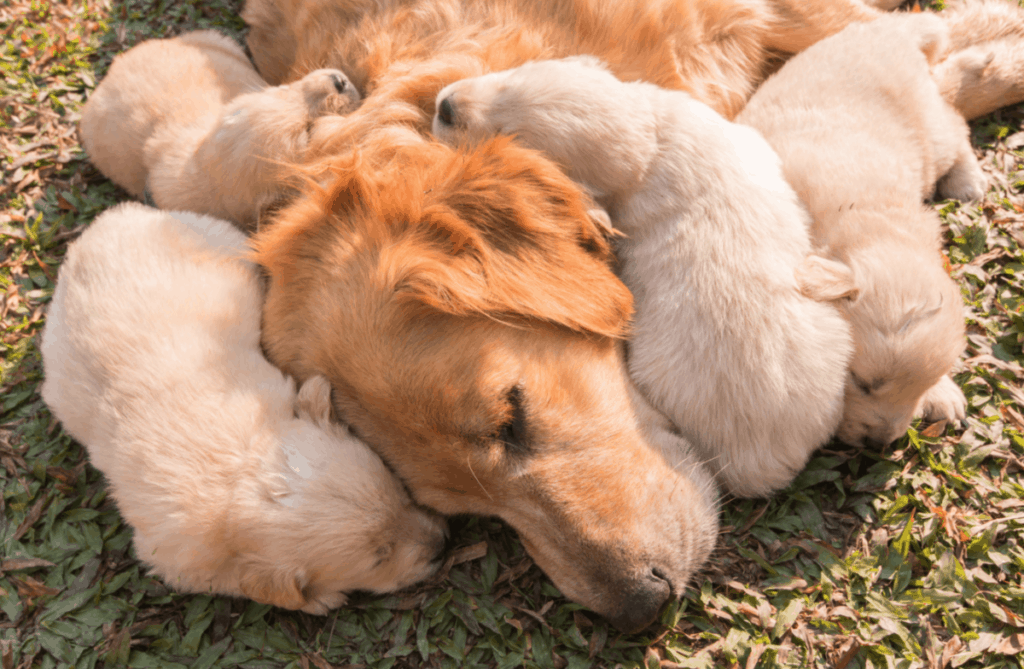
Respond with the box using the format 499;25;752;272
432;57;853;497
40;202;445;613
79;30;360;230
738;13;977;446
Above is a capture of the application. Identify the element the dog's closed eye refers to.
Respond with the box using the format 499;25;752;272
495;385;530;457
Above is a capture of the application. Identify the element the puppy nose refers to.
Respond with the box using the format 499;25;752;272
605;568;672;633
437;96;456;126
862;435;891;449
329;73;347;94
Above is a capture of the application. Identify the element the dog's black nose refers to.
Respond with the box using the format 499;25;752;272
437;96;456;126
330;73;347;94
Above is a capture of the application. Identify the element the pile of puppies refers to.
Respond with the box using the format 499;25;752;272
40;0;1024;632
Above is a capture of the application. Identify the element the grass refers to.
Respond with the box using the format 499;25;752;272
2;0;1023;667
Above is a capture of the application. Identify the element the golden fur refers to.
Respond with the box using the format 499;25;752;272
41;203;446;613
253;137;720;633
737;13;989;446
79;30;360;230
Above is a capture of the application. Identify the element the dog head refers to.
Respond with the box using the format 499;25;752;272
241;375;448;615
431;56;659;203
254;137;719;631
797;215;965;447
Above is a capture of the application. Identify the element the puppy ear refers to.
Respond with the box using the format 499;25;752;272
586;207;622;238
238;560;310;611
796;255;859;302
295;375;333;424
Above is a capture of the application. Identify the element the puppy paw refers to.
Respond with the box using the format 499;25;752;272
917;375;967;422
937;168;987;202
300;68;361;115
300;590;348;615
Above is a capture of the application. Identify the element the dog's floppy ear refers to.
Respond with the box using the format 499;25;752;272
796;255;859;302
238;559;310;611
396;138;634;338
295;375;333;425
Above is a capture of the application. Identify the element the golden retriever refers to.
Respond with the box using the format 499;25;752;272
431;56;853;498
79;30;360;230
253;136;721;633
736;13;993;446
40;202;446;613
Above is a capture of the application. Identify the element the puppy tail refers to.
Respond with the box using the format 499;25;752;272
935;0;1024;119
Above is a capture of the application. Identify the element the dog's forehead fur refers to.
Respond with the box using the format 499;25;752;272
255;135;633;338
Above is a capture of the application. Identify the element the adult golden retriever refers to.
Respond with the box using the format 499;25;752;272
243;0;1024;630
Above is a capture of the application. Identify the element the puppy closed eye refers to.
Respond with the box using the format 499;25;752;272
851;373;881;395
495;386;529;456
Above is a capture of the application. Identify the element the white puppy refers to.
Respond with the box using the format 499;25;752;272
41;202;446;613
80;30;360;231
432;57;853;497
737;13;978;447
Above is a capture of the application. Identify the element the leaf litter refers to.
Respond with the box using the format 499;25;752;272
2;0;1024;667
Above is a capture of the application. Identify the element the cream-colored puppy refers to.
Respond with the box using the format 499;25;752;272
432;57;853;497
40;202;446;613
80;30;360;231
737;13;980;447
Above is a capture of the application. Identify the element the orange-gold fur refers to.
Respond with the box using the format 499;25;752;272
253;136;721;633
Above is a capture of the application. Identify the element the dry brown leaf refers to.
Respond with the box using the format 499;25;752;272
834;638;861;669
13;575;60;598
995;633;1024;654
449;541;488;566
306;653;333;669
1;640;12;669
941;636;963;668
12;495;47;542
0;557;56;572
744;643;767;669
920;420;948;438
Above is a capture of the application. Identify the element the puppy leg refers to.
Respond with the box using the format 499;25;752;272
300;590;348;615
935;131;987;201
917;375;967;422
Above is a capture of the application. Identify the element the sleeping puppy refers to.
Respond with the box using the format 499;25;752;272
40;202;446;613
80;30;360;231
737;13;980;447
432;57;853;497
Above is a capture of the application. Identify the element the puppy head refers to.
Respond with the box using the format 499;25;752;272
254;138;720;632
431;56;658;200
797;237;965;447
242;375;447;615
